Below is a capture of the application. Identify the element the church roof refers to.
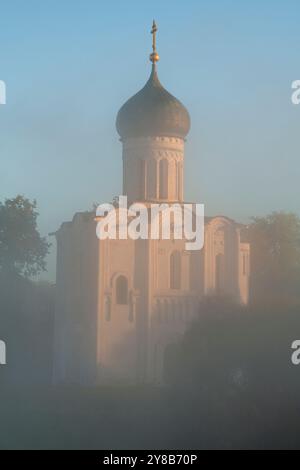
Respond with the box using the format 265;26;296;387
116;21;190;140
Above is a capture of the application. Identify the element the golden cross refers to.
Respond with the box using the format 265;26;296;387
151;20;158;53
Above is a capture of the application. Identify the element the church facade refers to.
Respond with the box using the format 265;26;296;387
53;24;250;385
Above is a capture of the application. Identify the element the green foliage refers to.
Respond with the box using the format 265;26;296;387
164;295;300;448
0;195;50;277
249;212;300;300
165;296;300;395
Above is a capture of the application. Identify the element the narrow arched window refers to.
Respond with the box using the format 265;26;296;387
116;275;128;305
159;159;168;199
215;253;224;292
170;251;181;290
177;161;182;200
243;254;247;276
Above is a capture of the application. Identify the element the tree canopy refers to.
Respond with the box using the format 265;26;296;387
0;195;50;277
249;211;300;301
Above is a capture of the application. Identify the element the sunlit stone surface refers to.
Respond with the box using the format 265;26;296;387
53;34;250;385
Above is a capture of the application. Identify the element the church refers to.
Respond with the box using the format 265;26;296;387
53;23;250;385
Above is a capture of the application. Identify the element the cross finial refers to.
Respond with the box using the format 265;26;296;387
150;20;159;64
151;20;157;53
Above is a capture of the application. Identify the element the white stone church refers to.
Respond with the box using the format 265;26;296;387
53;24;250;385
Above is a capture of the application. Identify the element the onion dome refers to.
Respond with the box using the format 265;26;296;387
116;21;190;140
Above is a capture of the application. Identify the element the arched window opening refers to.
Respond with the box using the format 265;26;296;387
157;301;162;323
159;159;168;199
105;296;111;321
116;275;128;305
215;253;225;293
177;161;182;200
170;251;181;290
243;254;247;276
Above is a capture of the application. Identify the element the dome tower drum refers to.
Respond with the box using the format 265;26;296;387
116;21;190;203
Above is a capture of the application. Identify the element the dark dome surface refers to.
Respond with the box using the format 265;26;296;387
116;65;190;140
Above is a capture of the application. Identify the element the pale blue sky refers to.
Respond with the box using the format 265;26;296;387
0;0;299;279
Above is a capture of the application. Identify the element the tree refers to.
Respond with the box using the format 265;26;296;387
249;212;300;301
164;296;300;450
0;195;50;277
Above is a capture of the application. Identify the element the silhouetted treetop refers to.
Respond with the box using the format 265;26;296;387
0;195;50;277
